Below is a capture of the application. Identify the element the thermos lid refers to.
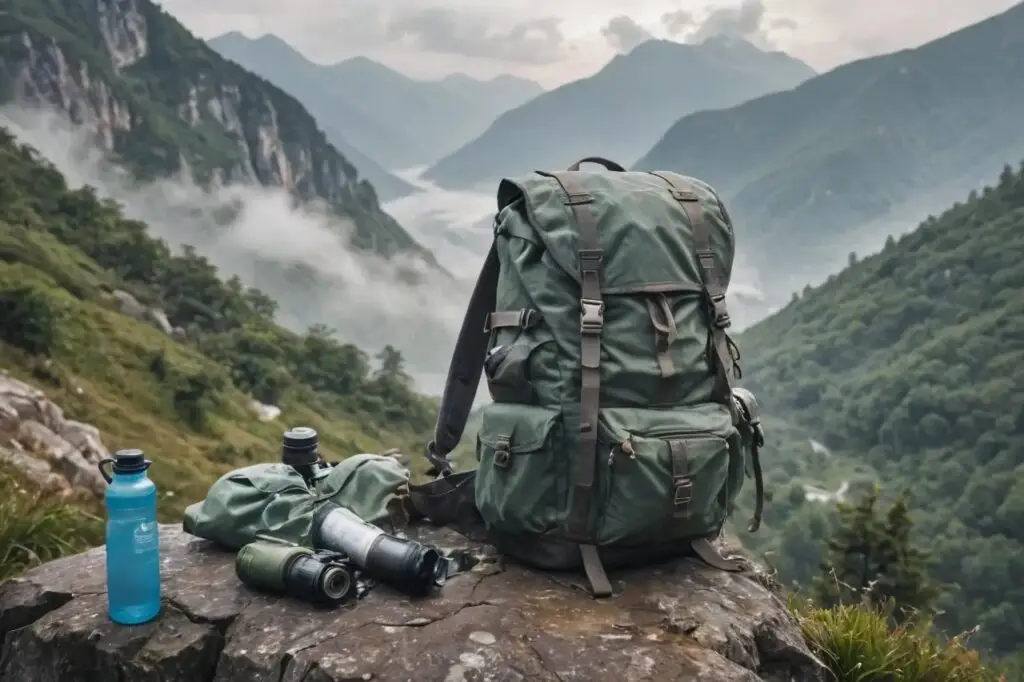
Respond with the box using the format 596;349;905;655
282;426;318;452
113;448;150;474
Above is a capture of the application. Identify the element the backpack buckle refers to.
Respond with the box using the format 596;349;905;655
673;476;693;510
707;293;731;329
493;437;512;468
580;299;604;334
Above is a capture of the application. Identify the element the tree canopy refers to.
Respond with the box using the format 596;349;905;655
735;160;1024;655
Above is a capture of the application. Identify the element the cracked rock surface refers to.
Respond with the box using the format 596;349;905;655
0;524;826;681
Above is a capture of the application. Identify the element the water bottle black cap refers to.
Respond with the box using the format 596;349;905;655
113;448;150;474
282;426;318;452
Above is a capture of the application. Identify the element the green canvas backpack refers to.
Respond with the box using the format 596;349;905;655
425;157;766;596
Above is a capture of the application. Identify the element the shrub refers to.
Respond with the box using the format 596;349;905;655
0;280;64;356
171;370;224;431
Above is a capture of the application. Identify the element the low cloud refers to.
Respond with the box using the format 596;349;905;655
660;0;792;50
660;10;696;36
0;106;473;395
601;15;653;53
385;9;567;64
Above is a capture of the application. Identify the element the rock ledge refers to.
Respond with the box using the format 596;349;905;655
0;524;826;681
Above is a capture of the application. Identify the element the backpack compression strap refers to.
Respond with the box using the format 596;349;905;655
424;242;501;477
538;168;614;598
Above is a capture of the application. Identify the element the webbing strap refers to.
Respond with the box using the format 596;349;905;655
748;442;765;533
647;172;735;403
667;439;692;518
483;309;541;332
580;544;613;597
645;294;678;378
425;243;501;475
690;537;744;572
541;170;611;598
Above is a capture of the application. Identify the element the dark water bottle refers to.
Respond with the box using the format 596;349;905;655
97;449;161;625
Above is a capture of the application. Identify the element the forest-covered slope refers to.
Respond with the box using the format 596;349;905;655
736;161;1024;655
0;125;436;516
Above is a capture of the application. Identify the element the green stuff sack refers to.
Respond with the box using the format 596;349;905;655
425;157;765;596
182;454;412;550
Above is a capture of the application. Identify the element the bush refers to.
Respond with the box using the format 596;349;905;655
0;466;103;582
0;280;63;356
792;599;1002;681
171;370;224;431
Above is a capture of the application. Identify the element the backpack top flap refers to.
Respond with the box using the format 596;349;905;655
496;170;735;295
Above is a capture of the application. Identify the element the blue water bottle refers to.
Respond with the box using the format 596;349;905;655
97;449;161;625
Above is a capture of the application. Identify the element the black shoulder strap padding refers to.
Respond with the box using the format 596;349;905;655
425;242;501;474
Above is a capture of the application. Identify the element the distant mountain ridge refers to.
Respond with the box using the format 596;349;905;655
209;32;544;181
635;2;1024;302
0;0;435;262
423;36;815;190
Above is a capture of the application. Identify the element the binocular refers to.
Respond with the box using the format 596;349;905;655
233;427;451;604
312;501;450;597
235;540;357;605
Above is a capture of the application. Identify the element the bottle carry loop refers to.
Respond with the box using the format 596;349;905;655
98;449;152;483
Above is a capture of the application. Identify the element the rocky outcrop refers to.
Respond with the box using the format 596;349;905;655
0;372;109;496
109;289;186;340
0;524;827;681
0;0;431;260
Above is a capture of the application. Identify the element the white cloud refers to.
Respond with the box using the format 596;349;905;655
160;0;1019;86
602;16;654;53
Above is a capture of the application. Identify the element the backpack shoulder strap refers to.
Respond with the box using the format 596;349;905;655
424;242;501;476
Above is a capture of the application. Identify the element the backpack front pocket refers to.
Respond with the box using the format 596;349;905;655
595;405;736;546
474;403;566;535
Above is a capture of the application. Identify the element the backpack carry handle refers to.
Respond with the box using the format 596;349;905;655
566;157;626;172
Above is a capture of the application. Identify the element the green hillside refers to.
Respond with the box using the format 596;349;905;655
736;161;1024;655
0;125;436;520
636;2;1024;303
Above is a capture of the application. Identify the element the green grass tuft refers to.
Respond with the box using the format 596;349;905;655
792;597;1004;681
0;464;104;582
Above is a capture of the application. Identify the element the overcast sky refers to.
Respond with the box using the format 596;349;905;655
158;0;1019;86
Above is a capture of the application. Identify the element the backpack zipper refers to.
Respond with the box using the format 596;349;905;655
606;437;636;467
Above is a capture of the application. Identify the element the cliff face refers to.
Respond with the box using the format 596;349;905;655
0;0;429;260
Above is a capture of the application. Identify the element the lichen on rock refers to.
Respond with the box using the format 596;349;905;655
0;524;826;681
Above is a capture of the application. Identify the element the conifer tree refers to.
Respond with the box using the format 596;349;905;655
814;486;942;623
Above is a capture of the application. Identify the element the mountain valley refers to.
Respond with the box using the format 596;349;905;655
1;0;1023;675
